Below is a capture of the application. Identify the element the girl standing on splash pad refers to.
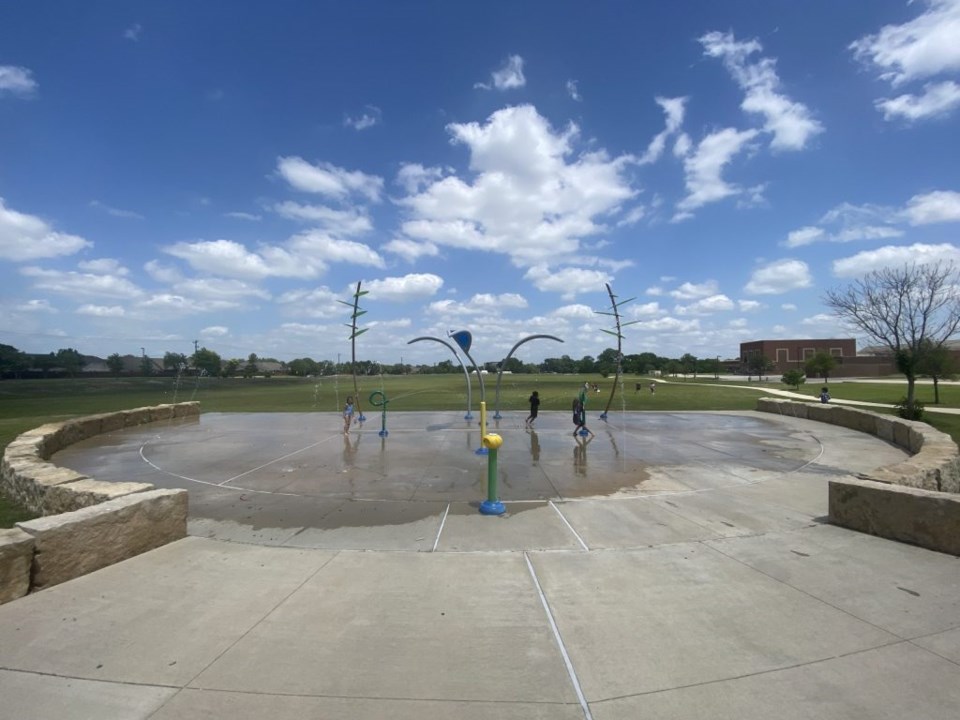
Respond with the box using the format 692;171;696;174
343;396;355;434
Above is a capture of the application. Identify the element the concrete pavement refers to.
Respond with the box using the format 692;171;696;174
1;410;959;719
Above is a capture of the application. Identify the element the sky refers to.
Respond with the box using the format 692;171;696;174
1;1;959;367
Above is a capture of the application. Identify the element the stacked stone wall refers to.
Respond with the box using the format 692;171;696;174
0;403;196;604
757;398;960;555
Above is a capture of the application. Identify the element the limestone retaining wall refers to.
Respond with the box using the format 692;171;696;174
0;403;196;604
757;398;960;555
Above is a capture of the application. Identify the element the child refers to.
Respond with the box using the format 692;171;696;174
820;387;830;404
572;396;593;438
343;396;355;434
525;390;540;427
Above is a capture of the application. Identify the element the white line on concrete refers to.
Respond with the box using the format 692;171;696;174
139;445;300;496
219;440;326;486
524;552;594;720
549;501;590;551
432;503;450;552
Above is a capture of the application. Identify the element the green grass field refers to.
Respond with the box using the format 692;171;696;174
2;373;958;527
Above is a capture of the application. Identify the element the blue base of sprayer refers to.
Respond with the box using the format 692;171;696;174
464;412;473;420
493;411;502;419
357;414;366;422
475;447;489;455
378;429;388;437
599;412;608;420
579;428;590;436
479;499;505;515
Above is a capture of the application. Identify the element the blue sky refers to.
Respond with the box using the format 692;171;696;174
1;1;959;366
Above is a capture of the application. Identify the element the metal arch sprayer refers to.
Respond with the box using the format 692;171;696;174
406;336;474;420
492;334;564;419
338;280;368;422
597;282;639;420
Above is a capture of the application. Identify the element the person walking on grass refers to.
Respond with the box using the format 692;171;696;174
343;396;355;434
525;390;540;427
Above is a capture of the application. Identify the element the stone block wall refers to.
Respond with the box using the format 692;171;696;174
757;398;960;555
0;402;197;604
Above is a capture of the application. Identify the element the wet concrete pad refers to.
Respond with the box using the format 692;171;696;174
436;501;585;552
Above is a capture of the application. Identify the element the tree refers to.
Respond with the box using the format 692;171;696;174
804;351;837;384
223;358;240;377
288;357;319;376
0;344;28;378
139;354;154;376
242;353;259;378
916;339;957;405
680;353;697;378
106;353;124;376
163;352;188;372
745;353;774;380
192;347;222;376
781;369;806;390
825;261;960;415
55;348;86;377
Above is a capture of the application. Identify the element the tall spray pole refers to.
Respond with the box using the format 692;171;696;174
597;282;639;420
339;281;368;422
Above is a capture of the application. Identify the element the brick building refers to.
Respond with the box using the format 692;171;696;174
738;338;879;377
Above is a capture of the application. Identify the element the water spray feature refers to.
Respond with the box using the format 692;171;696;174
596;282;639;421
339;281;368;423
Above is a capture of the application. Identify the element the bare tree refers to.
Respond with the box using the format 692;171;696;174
824;261;960;414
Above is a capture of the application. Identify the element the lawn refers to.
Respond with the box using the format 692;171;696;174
1;373;957;527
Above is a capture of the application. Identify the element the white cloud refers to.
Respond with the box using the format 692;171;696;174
76;304;126;317
382;238;439;262
471;292;527;309
289;230;385;269
172;278;270;303
638;96;687;164
123;23;142;41
0;198;92;261
876;80;960;120
781;303;797;311
676;294;735;315
553;304;595;319
632;316;701;333
0;65;37;96
850;0;960;87
566;79;581;101
17;299;57;313
276;286;342;319
832;242;960;277
743;258;812;294
801;313;837;326
476;55;526;90
395;164;446;194
276;156;383;202
738;300;762;311
78;258;129;275
144;260;181;284
20;266;144;299
901;189;960;224
201;326;229;337
626;301;663;318
616;205;646;227
675;128;759;216
700;31;823;151
344;105;382;130
89;200;143;219
669;280;719;300
785;226;825;247
852;1;960;120
399;105;635;266
165;239;315;279
524;265;612;300
363;273;444;302
273;201;373;235
224;211;262;221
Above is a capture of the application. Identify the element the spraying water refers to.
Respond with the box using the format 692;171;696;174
189;368;207;402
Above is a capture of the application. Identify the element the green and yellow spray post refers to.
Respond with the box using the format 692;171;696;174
477;401;505;515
